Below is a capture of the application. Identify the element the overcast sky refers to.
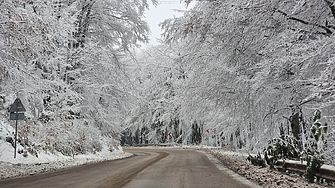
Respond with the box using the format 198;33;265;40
142;1;194;48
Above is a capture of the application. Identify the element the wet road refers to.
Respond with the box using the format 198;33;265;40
0;148;257;188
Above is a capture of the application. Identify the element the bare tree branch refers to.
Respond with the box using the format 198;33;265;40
323;0;335;19
275;8;333;36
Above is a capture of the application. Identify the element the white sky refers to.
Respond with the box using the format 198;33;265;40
142;1;194;48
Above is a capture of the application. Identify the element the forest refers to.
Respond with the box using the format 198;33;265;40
0;0;334;165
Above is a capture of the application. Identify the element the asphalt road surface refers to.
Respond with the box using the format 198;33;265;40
0;148;258;188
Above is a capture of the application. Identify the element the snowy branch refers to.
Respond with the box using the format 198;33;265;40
275;8;333;36
323;0;335;19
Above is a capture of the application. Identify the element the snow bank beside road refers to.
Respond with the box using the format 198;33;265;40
210;149;333;188
0;147;132;180
0;121;131;180
1;119;132;180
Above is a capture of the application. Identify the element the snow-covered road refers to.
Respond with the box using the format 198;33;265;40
0;148;257;188
1;146;333;188
123;148;258;188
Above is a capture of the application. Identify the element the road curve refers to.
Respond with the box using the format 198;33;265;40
123;148;252;188
0;148;256;188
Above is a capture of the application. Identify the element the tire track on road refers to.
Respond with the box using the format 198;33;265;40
95;152;168;188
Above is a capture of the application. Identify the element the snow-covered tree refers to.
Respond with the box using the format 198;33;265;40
123;45;187;145
0;0;157;157
148;0;335;162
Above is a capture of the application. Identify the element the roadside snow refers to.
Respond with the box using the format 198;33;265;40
200;150;262;188
0;120;132;180
0;146;132;180
209;149;335;188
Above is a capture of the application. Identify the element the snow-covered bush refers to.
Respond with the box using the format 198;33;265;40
302;110;329;182
262;109;330;182
263;126;300;169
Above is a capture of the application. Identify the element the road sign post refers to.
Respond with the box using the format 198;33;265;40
9;98;26;158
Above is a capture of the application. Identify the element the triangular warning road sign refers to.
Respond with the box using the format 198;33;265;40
9;98;26;112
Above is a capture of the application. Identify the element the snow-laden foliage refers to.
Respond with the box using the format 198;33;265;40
125;0;335;164
122;45;186;145
0;0;156;158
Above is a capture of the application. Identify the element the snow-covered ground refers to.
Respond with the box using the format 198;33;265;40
209;149;335;188
0;120;132;180
0;149;132;179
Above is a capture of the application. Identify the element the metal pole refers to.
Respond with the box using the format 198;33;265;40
14;119;17;158
207;130;209;146
214;128;217;147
